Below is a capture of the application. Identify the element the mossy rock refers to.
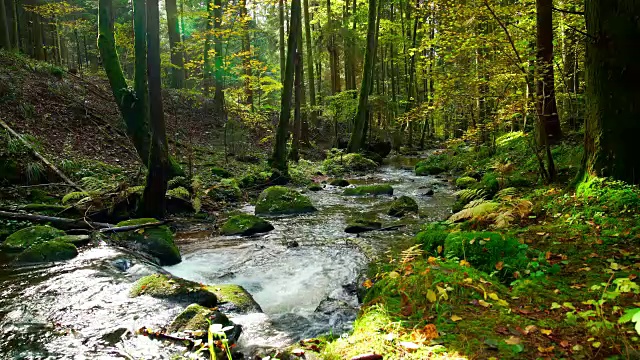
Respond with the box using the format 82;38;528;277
221;214;274;236
255;186;317;215
343;184;394;196
130;273;217;307
16;240;78;263
211;167;233;178
206;179;242;202
308;183;323;191
238;172;271;189
345;218;382;234
361;151;383;165
21;203;69;215
455;176;478;189
507;175;532;188
114;219;181;266
53;234;91;246
387;196;419;217
329;178;350;187
168;304;231;334
322;153;378;176
415;165;446;176
1;225;66;251
206;284;262;313
477;173;500;197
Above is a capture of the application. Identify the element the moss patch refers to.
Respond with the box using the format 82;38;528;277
205;284;262;313
455;176;478;189
206;179;243;203
1;225;66;251
130;273;217;307
322;153;378;176
343;184;394;196
114;219;181;266
168;304;231;334
255;186;317;215
415;154;451;176
16;240;78;263
387;196;419;217
220;214;274;236
329;178;350;187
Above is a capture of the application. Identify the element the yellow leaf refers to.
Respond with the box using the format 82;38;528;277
451;315;462;322
437;245;443;254
428;256;438;265
592;341;601;348
524;325;538;334
538;345;555;353
459;259;471;267
427;289;437;303
495;261;504;270
362;279;373;289
463;277;473;284
389;271;400;279
478;299;491;308
541;329;552;336
497;299;509;307
489;293;500;301
505;336;521;345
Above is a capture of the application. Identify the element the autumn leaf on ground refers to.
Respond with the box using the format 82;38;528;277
540;329;552;336
495;261;504;270
460;259;471;267
523;325;538;334
427;289;437;303
505;336;521;345
451;315;462;322
362;279;373;289
478;299;492;308
538;345;554;353
428;256;438;265
398;341;420;351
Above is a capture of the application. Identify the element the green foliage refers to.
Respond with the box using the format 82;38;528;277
62;191;90;204
478;172;500;197
166;186;190;200
444;231;529;281
415;153;451;176
25;161;45;184
455;176;478;189
415;222;450;255
207;179;243;203
577;177;640;213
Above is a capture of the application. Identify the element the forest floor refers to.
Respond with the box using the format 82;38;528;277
313;134;640;360
1;52;640;359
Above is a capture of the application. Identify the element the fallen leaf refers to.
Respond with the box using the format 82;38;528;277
291;348;305;356
451;315;462;322
362;279;373;289
423;324;438;339
437;245;443;254
427;289;437;303
495;261;504;270
489;293;500;301
560;340;570;348
592;341;601;348
541;329;552;336
538;345;555;353
428;256;438;265
460;259;471;267
478;300;492;308
523;325;538;334
505;336;521;345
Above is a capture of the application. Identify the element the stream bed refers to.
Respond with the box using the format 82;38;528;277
0;162;454;359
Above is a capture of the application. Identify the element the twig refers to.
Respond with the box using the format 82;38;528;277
552;6;584;16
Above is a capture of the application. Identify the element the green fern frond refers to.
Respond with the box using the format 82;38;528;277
464;199;489;209
62;191;90;204
168;176;188;189
126;185;145;195
166;186;191;200
454;188;487;203
495;187;518;201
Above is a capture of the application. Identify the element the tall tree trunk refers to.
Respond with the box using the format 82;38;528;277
272;0;301;174
213;0;224;115
290;32;302;162
0;0;10;50
166;0;185;88
241;0;252;109
582;0;640;184
405;0;419;148
303;0;316;125
141;0;169;218
11;0;19;50
203;0;213;95
326;0;340;94
279;0;285;83
536;0;562;145
347;0;378;153
33;14;44;60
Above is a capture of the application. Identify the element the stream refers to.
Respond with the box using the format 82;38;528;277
0;160;454;359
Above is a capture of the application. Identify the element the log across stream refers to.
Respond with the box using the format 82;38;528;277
0;164;454;359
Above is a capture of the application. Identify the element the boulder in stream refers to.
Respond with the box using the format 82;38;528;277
255;186;317;215
343;184;394;196
1;225;66;251
329;178;350;187
345;218;382;234
221;214;274;236
387;196;419;217
15;240;78;263
130;273;218;307
114;218;181;266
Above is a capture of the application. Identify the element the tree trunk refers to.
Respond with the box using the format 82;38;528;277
140;0;170;218
290;34;302;162
166;0;185;88
536;0;562;145
279;0;286;83
347;0;377;153
0;0;11;50
241;0;253;109
203;0;213;95
303;0;317;126
582;0;640;184
271;0;301;174
33;13;44;60
213;0;224;115
326;0;340;94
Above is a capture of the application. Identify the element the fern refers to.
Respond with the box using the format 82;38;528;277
168;176;188;189
126;185;145;195
62;191;90;204
449;201;499;223
495;187;518;200
80;176;115;192
455;188;487;203
464;199;489;209
166;186;190;199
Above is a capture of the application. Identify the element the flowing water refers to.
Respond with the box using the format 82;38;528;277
0;160;454;359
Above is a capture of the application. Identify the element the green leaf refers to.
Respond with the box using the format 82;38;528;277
619;308;640;324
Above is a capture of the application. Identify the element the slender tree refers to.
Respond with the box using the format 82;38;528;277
271;0;301;174
279;0;285;83
240;0;253;109
166;0;185;88
203;0;213;94
213;0;224;115
347;0;378;152
536;0;562;145
303;0;316;125
582;0;640;184
0;0;11;50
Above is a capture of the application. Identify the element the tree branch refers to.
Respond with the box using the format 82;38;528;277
482;0;527;76
552;7;584;16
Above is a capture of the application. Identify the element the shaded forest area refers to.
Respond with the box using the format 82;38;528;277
1;0;640;359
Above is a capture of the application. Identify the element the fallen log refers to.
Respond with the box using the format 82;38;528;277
0;119;84;192
0;210;168;233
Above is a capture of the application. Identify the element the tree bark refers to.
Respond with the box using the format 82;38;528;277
203;0;213;95
166;0;185;88
0;0;11;50
303;0;317;126
347;0;378;153
241;0;253;109
289;33;302;162
33;13;44;60
271;0;301;174
326;0;340;94
582;0;640;184
140;0;170;218
213;0;224;115
279;0;286;83
536;0;562;145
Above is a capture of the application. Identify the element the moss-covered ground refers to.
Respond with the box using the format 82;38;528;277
309;132;640;359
